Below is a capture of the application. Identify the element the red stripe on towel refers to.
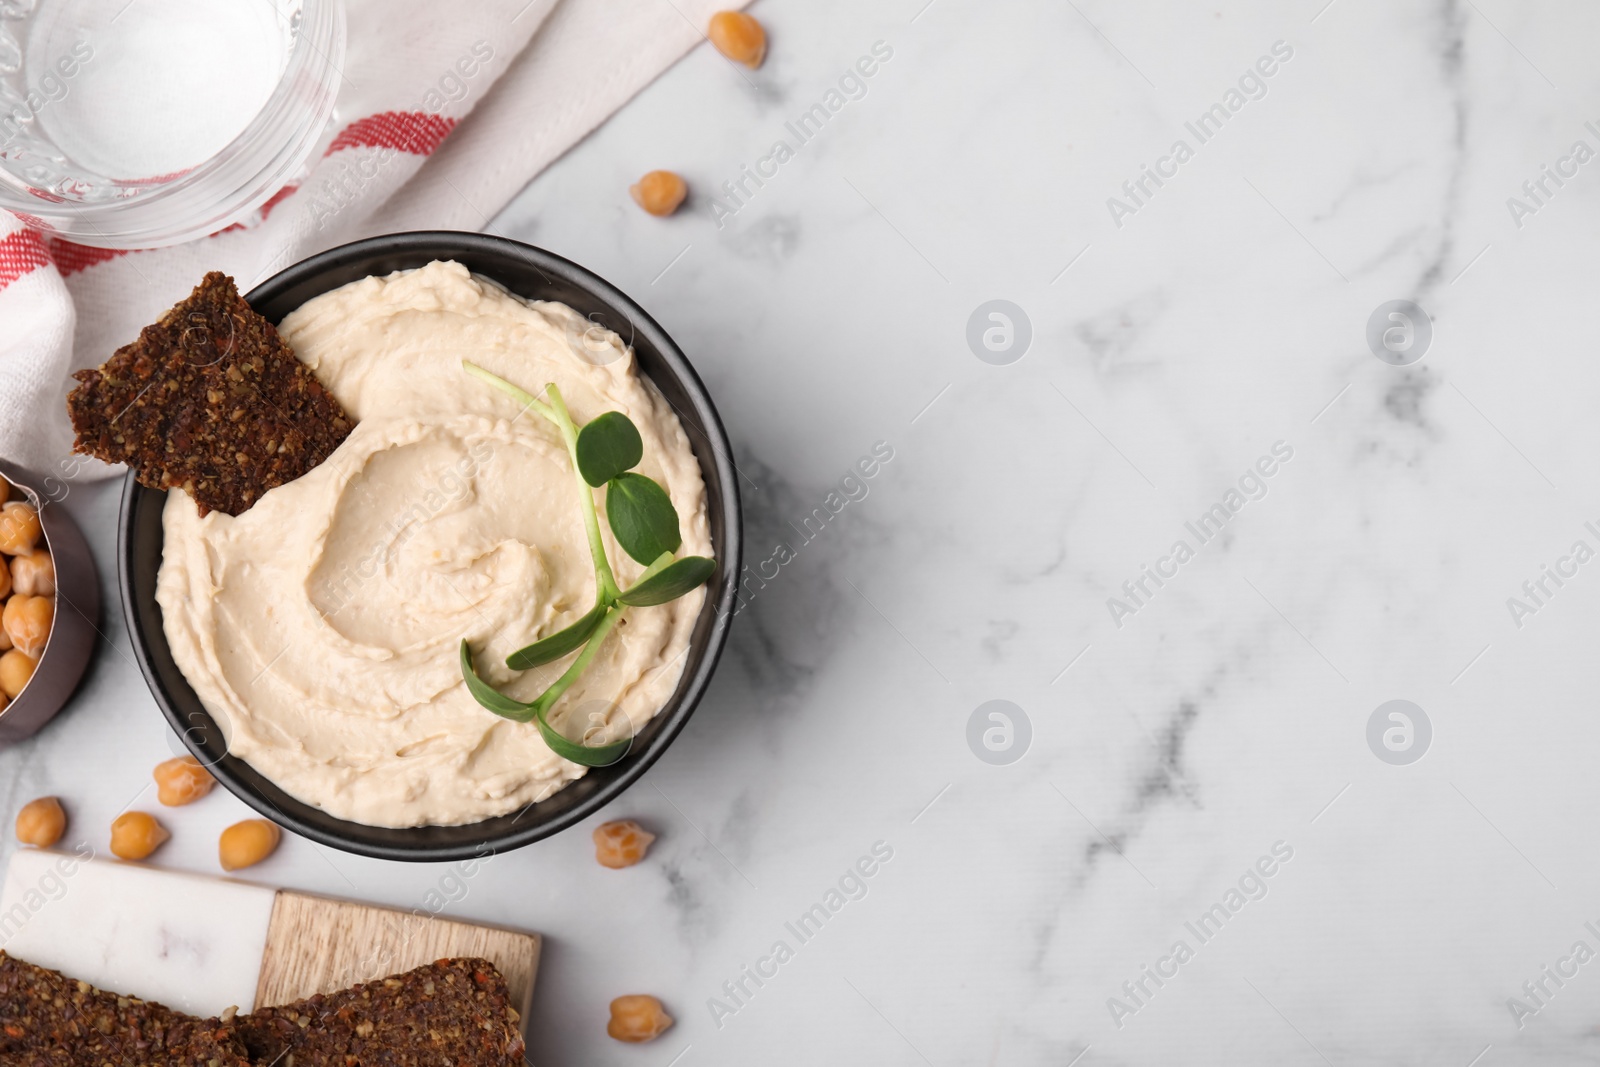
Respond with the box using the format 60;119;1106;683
45;238;127;276
0;229;53;289
326;111;458;157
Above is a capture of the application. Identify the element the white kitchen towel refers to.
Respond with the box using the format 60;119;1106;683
0;0;738;480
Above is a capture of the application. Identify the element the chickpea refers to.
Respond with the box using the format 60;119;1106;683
0;479;10;505
629;171;688;217
10;552;52;597
15;797;65;848
0;649;36;698
593;819;655;869
607;994;673;1043
0;558;11;601
219;819;281;871
708;11;767;68
110;811;169;861
0;503;40;556
153;755;216;806
3;594;51;658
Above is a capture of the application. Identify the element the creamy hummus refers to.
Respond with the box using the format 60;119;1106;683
157;261;710;828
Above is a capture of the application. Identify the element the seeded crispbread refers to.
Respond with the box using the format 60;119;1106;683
66;271;353;517
235;957;526;1066
1;952;526;1066
0;951;252;1066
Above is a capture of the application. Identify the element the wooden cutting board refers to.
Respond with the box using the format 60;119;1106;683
256;890;541;1019
0;849;541;1029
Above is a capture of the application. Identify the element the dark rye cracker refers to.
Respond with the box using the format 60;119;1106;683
0;951;252;1066
235;958;526;1066
2;952;525;1066
66;271;353;517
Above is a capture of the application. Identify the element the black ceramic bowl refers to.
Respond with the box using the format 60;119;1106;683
120;232;742;861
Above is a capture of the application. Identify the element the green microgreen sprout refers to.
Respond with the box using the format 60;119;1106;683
458;362;715;767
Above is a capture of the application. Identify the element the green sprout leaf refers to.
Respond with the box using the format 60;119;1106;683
463;632;630;766
618;556;716;606
459;366;719;772
575;412;643;487
460;640;537;723
531;707;633;768
606;473;682;565
505;601;608;670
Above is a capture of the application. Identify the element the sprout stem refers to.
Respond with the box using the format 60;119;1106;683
463;363;621;602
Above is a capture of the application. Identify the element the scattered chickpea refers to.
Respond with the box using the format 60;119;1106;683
219;819;281;871
15;797;65;848
0;502;40;556
629;171;688;217
594;819;655;869
0;558;11;600
0;648;36;698
3;594;51;658
708;11;767;68
153;755;216;806
11;551;53;597
110;811;169;861
607;994;673;1043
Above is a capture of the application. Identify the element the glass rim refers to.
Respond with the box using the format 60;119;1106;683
0;0;346;249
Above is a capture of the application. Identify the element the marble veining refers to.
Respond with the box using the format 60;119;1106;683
8;0;1600;1063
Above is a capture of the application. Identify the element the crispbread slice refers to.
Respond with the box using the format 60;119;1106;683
0;951;252;1066
235;958;527;1066
66;271;353;516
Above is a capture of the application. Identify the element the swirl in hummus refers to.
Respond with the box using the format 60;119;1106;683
156;261;710;828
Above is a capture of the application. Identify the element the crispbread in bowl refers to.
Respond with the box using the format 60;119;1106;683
119;232;742;861
0;459;100;748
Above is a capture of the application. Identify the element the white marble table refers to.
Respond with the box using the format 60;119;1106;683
9;0;1600;1062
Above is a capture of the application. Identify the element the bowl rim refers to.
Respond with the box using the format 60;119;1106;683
0;459;101;747
118;231;742;860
